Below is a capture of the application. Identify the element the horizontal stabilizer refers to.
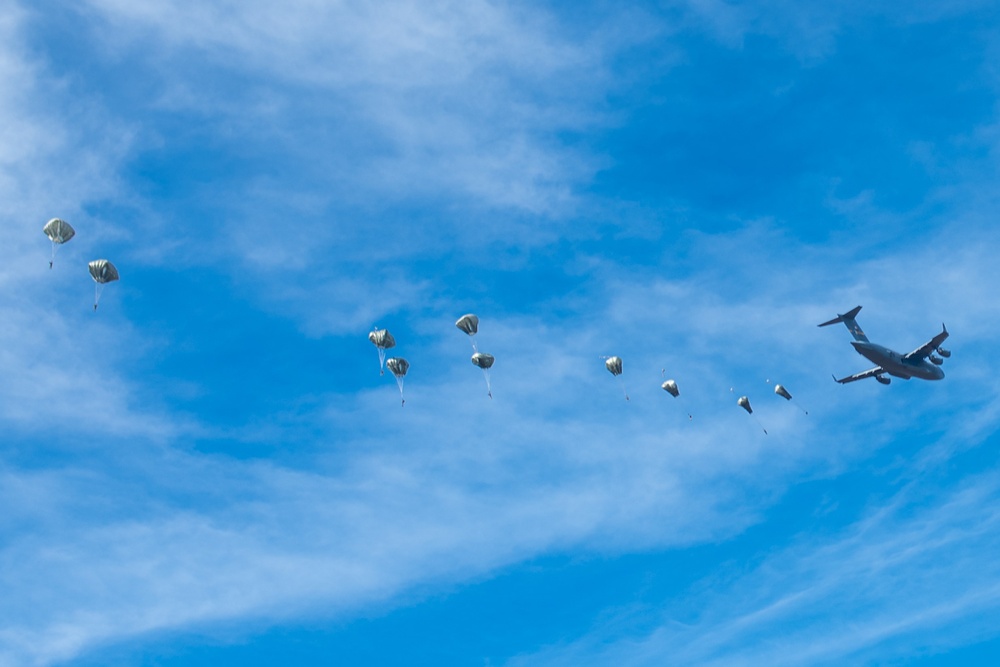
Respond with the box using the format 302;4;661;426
818;305;868;342
818;305;862;328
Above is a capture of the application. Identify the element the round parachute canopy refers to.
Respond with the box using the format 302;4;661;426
737;395;753;414
471;352;495;369
774;384;793;401
661;379;679;397
605;356;623;376
455;314;479;336
386;357;409;378
43;218;75;244
368;328;396;350
88;259;119;284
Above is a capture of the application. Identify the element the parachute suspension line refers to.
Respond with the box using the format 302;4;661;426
385;357;409;407
482;368;492;399
661;369;690;420
455;314;479;353
94;283;105;311
767;379;809;415
471;352;495;399
369;328;396;377
602;356;627;401
49;243;56;269
733;387;767;435
395;375;405;406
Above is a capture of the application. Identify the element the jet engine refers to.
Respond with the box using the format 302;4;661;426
876;375;891;385
929;354;944;365
937;347;951;358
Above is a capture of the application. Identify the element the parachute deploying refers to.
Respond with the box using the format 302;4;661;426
88;259;119;310
604;356;629;401
455;314;480;351
368;328;396;375
661;371;691;419
736;394;767;434
43;218;75;268
386;357;409;406
773;382;808;415
471;352;495;398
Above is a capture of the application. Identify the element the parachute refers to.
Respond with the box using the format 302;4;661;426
770;381;808;414
661;371;691;419
605;356;622;376
604;356;628;401
471;352;495;398
736;394;767;434
368;328;396;375
88;259;119;311
386;357;409;406
455;314;480;351
43;218;75;268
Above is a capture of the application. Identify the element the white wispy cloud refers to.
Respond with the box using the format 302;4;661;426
80;0;620;215
506;465;1000;667
0;3;184;444
2;1;1000;665
2;216;994;665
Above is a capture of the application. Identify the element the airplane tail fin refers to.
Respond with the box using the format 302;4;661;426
818;305;869;342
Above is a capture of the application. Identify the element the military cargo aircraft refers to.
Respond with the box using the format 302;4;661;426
819;306;950;385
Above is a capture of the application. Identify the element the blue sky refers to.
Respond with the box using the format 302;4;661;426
2;0;1000;665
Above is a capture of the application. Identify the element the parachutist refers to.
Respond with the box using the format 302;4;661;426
368;328;396;376
456;314;479;352
89;259;119;310
604;356;628;401
471;352;495;398
43;218;75;269
386;357;409;405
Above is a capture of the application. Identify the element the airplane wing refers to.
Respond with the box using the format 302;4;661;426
833;367;884;384
902;325;949;361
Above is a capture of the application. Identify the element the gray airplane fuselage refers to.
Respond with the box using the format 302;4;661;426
850;341;944;381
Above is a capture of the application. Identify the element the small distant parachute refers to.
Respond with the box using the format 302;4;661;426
471;352;495;398
770;381;808;414
736;394;767;434
88;259;119;311
386;357;409;406
455;314;480;351
604;356;628;401
368;328;396;375
43;218;75;268
661;371;691;419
